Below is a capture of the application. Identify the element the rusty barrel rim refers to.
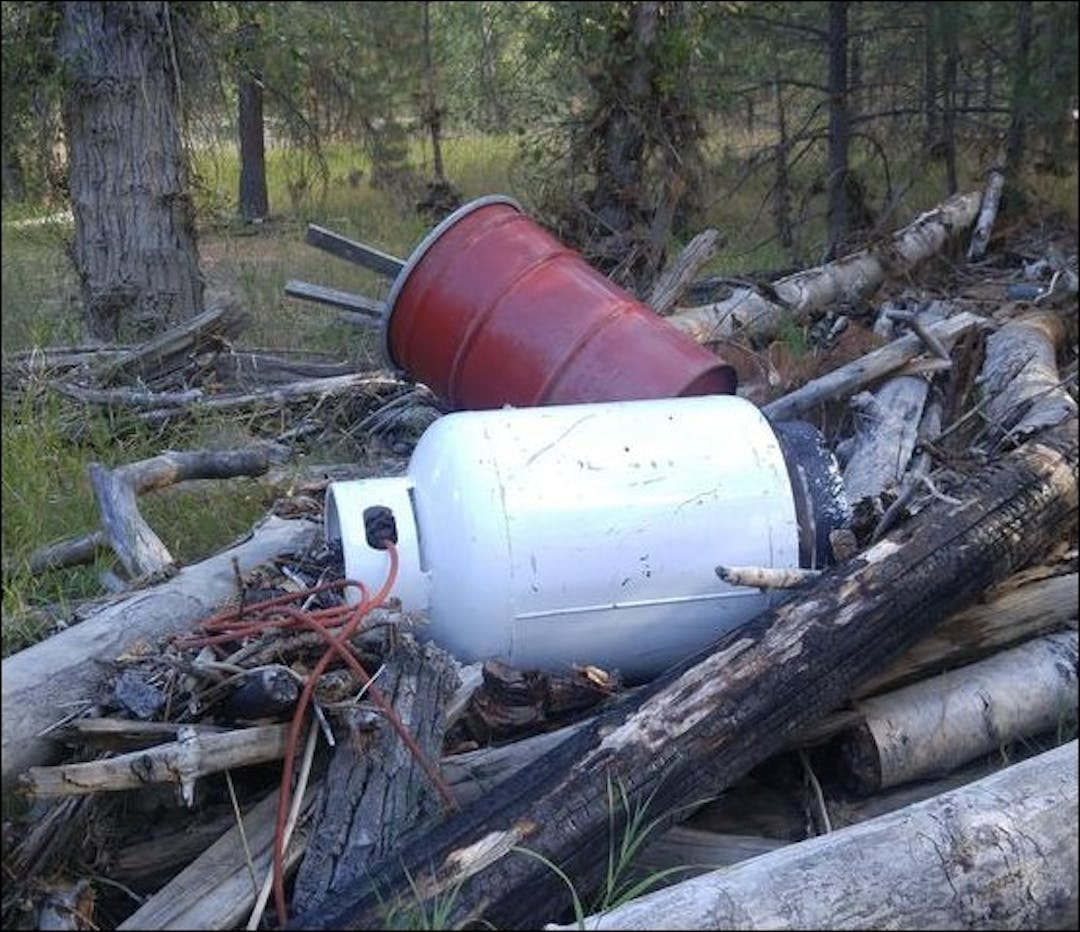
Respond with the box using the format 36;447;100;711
380;194;524;372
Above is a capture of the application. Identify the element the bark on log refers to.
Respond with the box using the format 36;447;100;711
549;740;1078;930
967;165;1006;261
835;631;1077;794
1;516;318;790
978;311;1077;447
761;312;983;422
667;192;981;344
288;420;1078;930
292;637;458;915
647;229;724;316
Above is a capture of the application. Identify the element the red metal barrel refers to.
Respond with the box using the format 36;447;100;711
381;196;736;410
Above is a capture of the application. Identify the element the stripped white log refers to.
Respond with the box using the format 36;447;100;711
978;311;1077;446
837;631;1078;793
20;724;288;800
1;516;318;789
548;740;1079;930
647;229;724;316
967;165;1006;261
761;312;984;422
668;192;981;344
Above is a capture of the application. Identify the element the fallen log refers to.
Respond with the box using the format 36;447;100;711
855;566;1077;697
549;740;1078;930
1;515;319;789
667;192;981;345
98;303;248;387
292;636;458;915
834;631;1077;794
117;784;318;931
966;164;1006;262
978;310;1077;447
761;311;984;422
20;723;289;801
647;229;724;316
28;445;290;578
290;419;1078;930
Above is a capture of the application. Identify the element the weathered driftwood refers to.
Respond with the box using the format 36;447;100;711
20;724;288;801
1;516;319;789
98;303;248;387
288;420;1078;930
967;165;1006;261
110;806;238;888
667;192;981;345
647;229;724;316
137;372;403;417
117;785;318;931
31;446;289;578
59;717;227;752
292;636;458;916
760;311;984;422
283;279;383;321
840;375;931;506
549;740;1078;931
855;567;1077;697
834;631;1077;794
211;351;357;386
304;224;404;279
89;461;176;578
870;398;942;540
58;384;206;407
629;826;786;879
978;311;1077;447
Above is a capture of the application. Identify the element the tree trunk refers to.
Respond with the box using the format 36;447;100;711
772;80;795;254
1004;0;1033;208
941;14;959;195
922;2;939;153
58;1;204;341
552;741;1078;931
237;11;269;223
825;1;850;259
290;421;1078;930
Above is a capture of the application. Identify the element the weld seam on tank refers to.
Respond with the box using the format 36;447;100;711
447;248;578;405
380;194;524;371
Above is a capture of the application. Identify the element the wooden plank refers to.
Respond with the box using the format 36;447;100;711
283;280;384;321
304;225;404;279
117;785;317;930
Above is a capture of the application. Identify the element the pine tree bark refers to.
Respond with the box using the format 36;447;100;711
237;11;269;223
59;1;204;341
825;1;850;259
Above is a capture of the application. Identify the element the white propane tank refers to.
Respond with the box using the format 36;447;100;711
325;395;845;682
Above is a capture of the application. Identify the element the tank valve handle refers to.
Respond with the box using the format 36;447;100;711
363;505;398;550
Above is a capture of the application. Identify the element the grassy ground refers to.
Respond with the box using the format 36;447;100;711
2;129;1075;655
